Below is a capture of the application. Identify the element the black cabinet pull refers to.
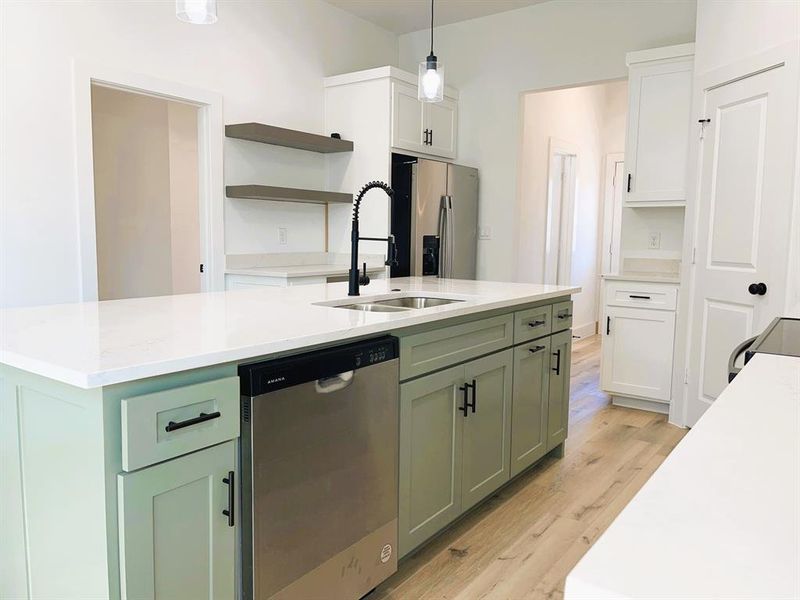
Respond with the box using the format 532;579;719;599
606;315;611;335
627;173;632;192
528;319;545;328
529;345;546;354
467;379;476;413
222;471;234;527
165;411;221;432
429;129;433;145
557;313;572;320
552;349;561;375
629;294;651;300
458;383;469;417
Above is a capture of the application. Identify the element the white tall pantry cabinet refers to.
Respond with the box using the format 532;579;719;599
601;44;694;414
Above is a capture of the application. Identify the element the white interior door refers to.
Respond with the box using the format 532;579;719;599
544;151;577;285
686;61;798;425
601;155;625;275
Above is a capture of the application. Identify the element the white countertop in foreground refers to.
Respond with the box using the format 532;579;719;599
566;353;800;600
0;278;578;389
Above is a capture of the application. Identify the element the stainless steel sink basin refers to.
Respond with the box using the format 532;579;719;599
331;295;464;312
334;303;410;313
371;296;464;309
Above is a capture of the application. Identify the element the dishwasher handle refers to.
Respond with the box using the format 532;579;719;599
314;370;355;394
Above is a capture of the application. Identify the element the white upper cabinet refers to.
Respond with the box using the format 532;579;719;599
624;44;694;206
424;97;458;159
390;78;458;159
391;81;427;154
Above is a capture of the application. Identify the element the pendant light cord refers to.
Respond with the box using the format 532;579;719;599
430;0;434;55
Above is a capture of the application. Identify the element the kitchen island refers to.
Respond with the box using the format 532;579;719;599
1;278;578;600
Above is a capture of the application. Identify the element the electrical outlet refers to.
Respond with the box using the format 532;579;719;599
478;226;493;240
648;232;661;249
278;227;288;245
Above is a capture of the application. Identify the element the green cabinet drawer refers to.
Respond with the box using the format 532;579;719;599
399;314;513;380
547;330;572;451
513;305;552;344
552;301;574;332
510;338;551;477
121;377;240;471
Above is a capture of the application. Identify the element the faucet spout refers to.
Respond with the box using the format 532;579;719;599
348;181;395;297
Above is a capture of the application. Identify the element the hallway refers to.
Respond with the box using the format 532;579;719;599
374;335;687;600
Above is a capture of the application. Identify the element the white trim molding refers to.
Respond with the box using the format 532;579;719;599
71;59;225;301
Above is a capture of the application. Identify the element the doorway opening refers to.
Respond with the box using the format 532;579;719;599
91;84;201;301
517;79;628;339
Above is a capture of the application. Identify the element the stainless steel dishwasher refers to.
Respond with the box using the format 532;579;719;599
239;336;399;600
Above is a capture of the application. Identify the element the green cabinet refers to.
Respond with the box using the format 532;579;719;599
547;329;572;451
510;338;551;477
399;350;513;557
117;441;237;600
461;350;513;511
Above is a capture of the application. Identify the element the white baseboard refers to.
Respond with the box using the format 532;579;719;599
572;321;596;339
612;395;670;415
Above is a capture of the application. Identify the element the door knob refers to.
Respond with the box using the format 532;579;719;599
748;282;767;296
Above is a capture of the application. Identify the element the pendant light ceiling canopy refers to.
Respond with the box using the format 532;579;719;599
418;0;444;103
176;0;217;24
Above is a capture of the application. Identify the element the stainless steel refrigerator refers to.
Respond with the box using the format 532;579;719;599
391;155;478;279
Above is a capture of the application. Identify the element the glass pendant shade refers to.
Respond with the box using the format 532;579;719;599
418;57;444;103
176;0;217;24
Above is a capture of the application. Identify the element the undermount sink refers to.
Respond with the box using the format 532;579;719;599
331;295;464;312
371;296;463;309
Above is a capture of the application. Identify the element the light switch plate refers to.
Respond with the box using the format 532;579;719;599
479;226;493;240
648;232;661;249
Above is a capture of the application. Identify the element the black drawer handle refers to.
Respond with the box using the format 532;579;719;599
458;383;469;417
222;470;234;527
528;319;546;328
606;315;611;335
557;313;572;320
529;345;546;354
629;295;651;300
165;411;221;432
552;349;561;375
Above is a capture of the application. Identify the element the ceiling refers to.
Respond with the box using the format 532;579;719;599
325;0;550;34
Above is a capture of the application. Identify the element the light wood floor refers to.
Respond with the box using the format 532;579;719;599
373;335;686;600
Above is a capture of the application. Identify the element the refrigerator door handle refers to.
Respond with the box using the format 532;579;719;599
438;195;454;278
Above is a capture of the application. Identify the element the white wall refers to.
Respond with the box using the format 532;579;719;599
399;0;697;281
0;0;397;307
518;81;628;337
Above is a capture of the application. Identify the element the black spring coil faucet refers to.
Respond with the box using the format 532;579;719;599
348;181;397;296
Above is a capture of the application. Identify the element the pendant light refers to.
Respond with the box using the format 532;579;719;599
176;0;217;24
418;0;444;103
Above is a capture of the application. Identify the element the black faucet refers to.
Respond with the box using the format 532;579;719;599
348;181;398;296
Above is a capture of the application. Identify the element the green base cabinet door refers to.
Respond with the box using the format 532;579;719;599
399;365;464;557
117;441;237;600
510;338;551;477
547;329;572;451
461;349;513;511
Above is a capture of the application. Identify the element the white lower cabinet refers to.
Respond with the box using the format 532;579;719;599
117;441;237;600
601;305;676;402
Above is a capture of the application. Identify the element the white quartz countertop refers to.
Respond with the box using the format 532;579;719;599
225;263;385;278
0;278;578;389
565;352;800;600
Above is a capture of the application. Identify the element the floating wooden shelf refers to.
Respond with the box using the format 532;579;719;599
225;123;354;153
226;185;352;205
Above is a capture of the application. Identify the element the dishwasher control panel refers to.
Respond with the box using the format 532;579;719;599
240;336;398;396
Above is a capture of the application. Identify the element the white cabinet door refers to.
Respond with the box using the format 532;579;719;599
601;306;676;401
624;58;693;205
391;81;426;154
118;441;236;600
424;98;457;159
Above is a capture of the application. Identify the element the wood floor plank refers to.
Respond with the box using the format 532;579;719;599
373;335;686;600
